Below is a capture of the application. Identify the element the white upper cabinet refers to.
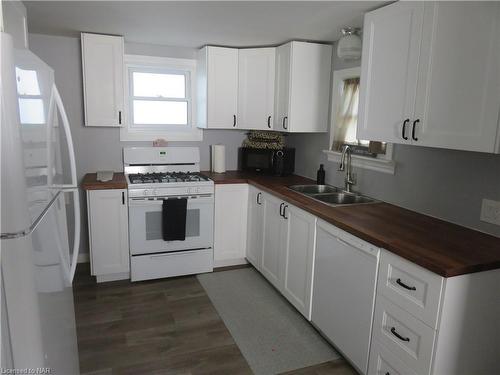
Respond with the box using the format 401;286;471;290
357;2;424;144
414;2;500;152
197;42;332;133
275;42;332;133
197;46;239;129
81;33;124;127
238;48;276;130
358;2;500;153
3;0;29;49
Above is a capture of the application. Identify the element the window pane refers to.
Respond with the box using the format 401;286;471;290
18;98;45;124
133;100;187;125
132;72;185;98
15;68;41;95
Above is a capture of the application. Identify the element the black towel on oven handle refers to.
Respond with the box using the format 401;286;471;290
162;198;188;241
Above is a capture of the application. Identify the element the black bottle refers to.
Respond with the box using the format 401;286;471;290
316;164;325;185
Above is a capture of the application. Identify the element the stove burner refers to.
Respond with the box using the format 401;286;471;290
128;172;209;184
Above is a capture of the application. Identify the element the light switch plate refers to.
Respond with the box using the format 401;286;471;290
480;199;500;226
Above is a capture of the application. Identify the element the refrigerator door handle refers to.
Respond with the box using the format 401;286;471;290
48;84;78;188
1;191;61;239
67;188;81;282
47;85;81;282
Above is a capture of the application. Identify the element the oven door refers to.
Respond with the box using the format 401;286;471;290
128;195;214;255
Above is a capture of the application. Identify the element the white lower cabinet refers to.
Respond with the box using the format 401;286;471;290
246;186;264;270
369;250;500;375
247;189;316;320
243;186;500;375
368;340;418;375
372;295;436;375
86;189;129;282
281;203;316;318
261;192;284;289
213;184;249;267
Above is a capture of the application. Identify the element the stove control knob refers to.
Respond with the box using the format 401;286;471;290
152;189;157;195
187;188;192;194
143;190;149;196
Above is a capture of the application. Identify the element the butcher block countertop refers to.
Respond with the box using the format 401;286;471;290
81;173;127;190
202;170;500;278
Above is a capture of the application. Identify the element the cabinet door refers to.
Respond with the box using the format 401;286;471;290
238;48;276;130
81;33;124;127
3;0;29;49
414;2;500;152
261;193;284;289
274;43;291;131
213;184;248;267
88;190;129;276
357;2;424;144
206;47;239;128
281;204;316;319
288;42;332;133
246;186;264;270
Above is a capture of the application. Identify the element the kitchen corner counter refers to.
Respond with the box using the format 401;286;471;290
81;173;127;190
202;170;500;277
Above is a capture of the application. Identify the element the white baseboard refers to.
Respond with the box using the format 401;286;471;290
213;258;248;268
77;253;90;263
96;272;130;283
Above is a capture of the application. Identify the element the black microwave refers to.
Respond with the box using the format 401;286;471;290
239;147;295;176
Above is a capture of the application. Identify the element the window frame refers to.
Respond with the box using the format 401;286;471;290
120;54;202;141
325;67;395;174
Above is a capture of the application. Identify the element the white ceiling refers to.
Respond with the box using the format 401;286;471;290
24;1;386;49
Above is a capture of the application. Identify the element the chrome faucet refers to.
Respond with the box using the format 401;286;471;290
339;145;355;192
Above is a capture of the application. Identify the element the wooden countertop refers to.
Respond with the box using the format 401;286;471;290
202;170;500;277
81;173;127;190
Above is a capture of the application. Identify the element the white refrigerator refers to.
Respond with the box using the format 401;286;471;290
1;31;80;373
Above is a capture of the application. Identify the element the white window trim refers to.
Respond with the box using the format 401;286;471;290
325;67;395;174
120;54;202;142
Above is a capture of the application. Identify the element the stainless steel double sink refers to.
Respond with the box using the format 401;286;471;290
288;184;378;206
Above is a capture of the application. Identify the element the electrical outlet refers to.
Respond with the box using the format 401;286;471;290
480;199;500;226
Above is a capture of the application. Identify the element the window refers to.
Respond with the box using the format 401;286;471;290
130;70;188;126
120;55;201;141
16;67;45;125
326;67;395;174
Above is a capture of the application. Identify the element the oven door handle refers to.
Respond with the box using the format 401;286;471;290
128;196;214;206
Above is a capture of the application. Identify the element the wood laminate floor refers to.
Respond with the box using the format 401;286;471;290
73;264;357;375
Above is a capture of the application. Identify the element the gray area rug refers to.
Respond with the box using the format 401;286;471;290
197;268;339;375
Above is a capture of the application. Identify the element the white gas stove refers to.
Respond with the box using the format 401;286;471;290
123;147;214;282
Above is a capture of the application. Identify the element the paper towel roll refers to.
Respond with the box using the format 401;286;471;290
211;144;226;173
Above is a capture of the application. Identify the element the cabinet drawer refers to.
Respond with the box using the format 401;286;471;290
368;340;418;375
372;295;436;375
378;251;443;328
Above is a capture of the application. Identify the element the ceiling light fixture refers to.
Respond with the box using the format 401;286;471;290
337;27;362;61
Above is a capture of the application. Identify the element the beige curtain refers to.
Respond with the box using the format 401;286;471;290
331;77;386;155
332;78;360;151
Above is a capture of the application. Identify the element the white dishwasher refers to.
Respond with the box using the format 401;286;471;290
312;219;380;375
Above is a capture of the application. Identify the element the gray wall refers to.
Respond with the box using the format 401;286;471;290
28;33;247;255
288;44;500;238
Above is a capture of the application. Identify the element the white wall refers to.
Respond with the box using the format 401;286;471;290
28;33;247;255
287;43;500;238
